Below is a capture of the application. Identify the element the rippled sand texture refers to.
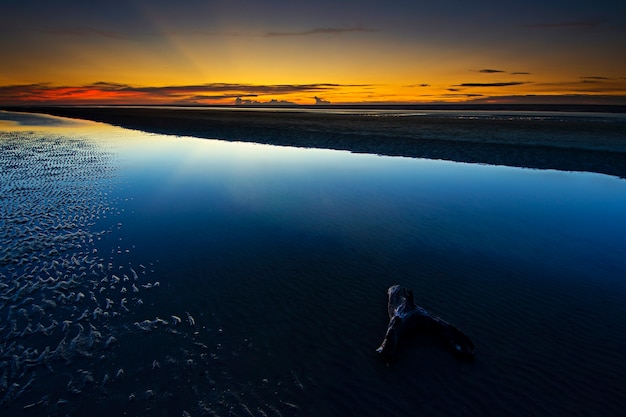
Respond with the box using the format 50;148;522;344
0;126;310;417
0;130;157;412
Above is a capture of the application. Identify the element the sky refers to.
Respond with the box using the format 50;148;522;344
1;0;626;106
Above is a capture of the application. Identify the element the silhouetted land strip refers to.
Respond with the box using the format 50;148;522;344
7;106;626;178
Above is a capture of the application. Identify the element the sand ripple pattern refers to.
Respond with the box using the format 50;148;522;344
0;131;155;411
0;127;308;416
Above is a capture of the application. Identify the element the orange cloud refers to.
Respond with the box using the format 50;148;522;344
2;79;626;106
0;82;369;105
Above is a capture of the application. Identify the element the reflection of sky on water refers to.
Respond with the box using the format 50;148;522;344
119;130;626;284
45;111;618;298
2;111;626;416
3;109;626;291
0;110;94;129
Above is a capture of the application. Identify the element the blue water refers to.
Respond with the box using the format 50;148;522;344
1;110;626;416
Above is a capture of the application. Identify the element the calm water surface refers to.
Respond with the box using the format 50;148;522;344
1;111;626;416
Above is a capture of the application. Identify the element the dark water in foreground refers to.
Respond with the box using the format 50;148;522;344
1;111;626;416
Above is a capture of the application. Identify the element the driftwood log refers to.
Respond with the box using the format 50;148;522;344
377;285;476;360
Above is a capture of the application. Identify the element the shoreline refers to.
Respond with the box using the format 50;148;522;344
5;106;626;178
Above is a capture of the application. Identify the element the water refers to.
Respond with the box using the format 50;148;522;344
1;110;626;416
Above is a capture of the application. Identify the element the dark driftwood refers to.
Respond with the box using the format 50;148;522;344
377;285;476;360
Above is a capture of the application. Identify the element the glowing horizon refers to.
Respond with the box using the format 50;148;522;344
2;1;625;106
3;80;626;106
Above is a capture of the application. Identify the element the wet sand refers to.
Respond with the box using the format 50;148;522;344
3;111;626;416
8;106;626;178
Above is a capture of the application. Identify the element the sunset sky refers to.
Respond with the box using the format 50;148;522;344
1;0;625;105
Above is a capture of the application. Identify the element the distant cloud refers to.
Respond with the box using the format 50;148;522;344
477;69;505;74
454;82;528;87
34;25;377;40
532;79;626;93
264;26;376;37
467;94;626;105
474;69;531;75
189;94;258;100
235;98;296;106
123;83;349;95
0;83;56;98
90;82;132;89
443;93;484;98
314;96;331;105
571;86;626;93
0;82;368;105
523;19;605;29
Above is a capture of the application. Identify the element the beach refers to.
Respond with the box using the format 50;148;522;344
8;106;626;179
2;111;626;416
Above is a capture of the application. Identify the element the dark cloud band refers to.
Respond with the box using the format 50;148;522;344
454;82;528;87
478;69;505;74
